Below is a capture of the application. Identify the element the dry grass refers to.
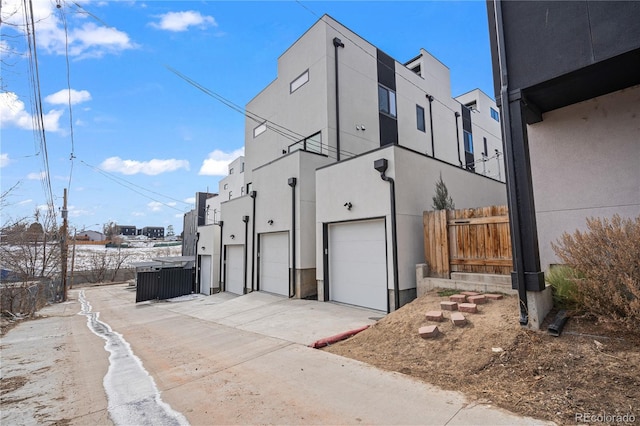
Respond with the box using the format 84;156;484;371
324;291;640;425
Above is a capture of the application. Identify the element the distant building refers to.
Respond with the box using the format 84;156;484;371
116;225;136;236
183;192;217;257
76;230;105;241
142;226;164;239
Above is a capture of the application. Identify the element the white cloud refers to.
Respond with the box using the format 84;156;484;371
132;211;146;217
147;201;176;212
0;153;11;168
100;157;190;175
69;23;137;59
150;11;217;32
184;197;196;204
27;171;46;180
148;202;163;212
45;89;92;105
1;0;137;59
199;148;244;176
18;199;33;206
68;206;92;218
0;92;64;133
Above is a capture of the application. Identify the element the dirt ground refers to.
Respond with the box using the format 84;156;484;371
325;290;640;425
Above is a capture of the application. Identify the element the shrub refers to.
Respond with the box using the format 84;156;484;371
551;214;640;328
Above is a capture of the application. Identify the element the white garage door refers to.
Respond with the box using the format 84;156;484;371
225;245;244;295
259;232;289;296
199;255;211;295
329;219;387;311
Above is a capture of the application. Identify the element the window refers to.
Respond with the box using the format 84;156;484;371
290;70;309;93
241;187;245;195
253;122;267;138
463;131;473;154
465;101;477;111
229;167;234;174
490;107;500;122
378;85;396;118
416;105;425;132
223;183;228;190
241;162;245;173
483;137;488;158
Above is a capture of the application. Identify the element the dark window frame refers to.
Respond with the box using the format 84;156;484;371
378;84;397;118
416;105;425;132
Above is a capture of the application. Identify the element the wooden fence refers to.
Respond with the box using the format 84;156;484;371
423;205;512;278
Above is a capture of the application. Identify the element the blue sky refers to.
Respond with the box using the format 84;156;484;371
1;0;495;234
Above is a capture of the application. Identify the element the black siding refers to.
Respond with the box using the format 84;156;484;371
377;49;398;146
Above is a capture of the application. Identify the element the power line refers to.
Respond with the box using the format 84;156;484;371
56;0;77;192
23;0;57;227
79;159;192;211
294;2;503;140
165;66;359;161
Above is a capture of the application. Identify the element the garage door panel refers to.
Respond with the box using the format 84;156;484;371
226;245;244;295
329;220;387;311
260;232;289;296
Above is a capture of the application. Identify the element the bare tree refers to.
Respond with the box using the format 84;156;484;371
0;210;60;282
85;249;108;283
103;221;118;241
109;246;132;282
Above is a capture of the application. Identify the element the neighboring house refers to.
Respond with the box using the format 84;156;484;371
141;226;164;239
203;15;507;311
195;157;245;295
115;225;136;236
454;89;505;179
76;230;105;242
486;0;640;328
182;192;216;257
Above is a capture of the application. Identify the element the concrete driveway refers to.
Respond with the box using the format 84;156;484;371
1;284;553;425
149;290;382;346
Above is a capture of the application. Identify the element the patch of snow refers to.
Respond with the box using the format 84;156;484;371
78;290;190;426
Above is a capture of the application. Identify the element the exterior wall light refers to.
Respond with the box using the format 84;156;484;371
230;234;235;240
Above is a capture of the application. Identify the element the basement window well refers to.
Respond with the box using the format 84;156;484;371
290;70;309;93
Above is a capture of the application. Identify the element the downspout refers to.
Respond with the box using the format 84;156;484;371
288;177;297;298
195;231;200;293
242;215;250;294
494;0;528;325
373;159;400;313
250;191;257;292
454;111;463;167
426;94;435;157
218;221;225;292
333;37;345;161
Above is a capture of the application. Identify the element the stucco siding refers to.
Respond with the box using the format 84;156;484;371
528;84;640;270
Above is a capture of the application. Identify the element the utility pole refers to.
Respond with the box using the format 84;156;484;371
69;228;77;290
61;189;69;301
